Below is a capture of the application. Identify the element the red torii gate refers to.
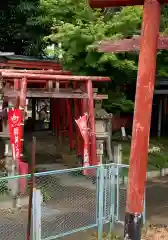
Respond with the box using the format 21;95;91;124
0;55;111;166
89;0;166;239
0;68;110;168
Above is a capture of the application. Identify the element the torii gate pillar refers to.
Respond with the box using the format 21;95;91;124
89;0;161;239
124;1;160;239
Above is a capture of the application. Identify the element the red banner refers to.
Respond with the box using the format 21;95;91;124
75;113;90;175
8;108;28;193
8;109;23;161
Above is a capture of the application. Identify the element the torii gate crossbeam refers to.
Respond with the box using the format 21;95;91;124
89;0;163;239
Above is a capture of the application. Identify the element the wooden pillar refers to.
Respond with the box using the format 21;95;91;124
62;99;67;140
14;79;20;108
124;1;161;239
78;100;83;156
32;99;36;132
81;91;88;164
87;80;97;165
56;99;61;140
14;79;20;91
19;78;27;110
54;99;57;137
49;99;52;131
51;99;55;135
62;83;68;141
19;78;27;166
77;99;83;157
74;82;82;158
66;99;75;150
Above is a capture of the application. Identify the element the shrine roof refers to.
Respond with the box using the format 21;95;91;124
0;54;58;63
0;54;62;70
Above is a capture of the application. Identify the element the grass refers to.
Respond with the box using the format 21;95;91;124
92;232;120;239
121;137;168;171
92;224;168;239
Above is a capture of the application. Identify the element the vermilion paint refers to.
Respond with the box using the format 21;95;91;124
126;0;161;214
87;80;97;166
1;72;110;82
66;99;75;150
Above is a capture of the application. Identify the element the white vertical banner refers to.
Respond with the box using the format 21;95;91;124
32;189;42;240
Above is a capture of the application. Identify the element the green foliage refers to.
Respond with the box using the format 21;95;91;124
103;91;134;113
41;2;144;112
0;0;49;55
2;1;168;113
41;187;52;202
44;2;142;79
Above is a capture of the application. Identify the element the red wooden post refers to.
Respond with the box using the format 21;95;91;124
61;83;68;141
51;99;55;135
66;99;75;150
74;82;82;158
60;98;64;140
62;98;67;140
81;90;88;164
125;0;161;238
87;80;97;166
79;100;84;156
53;99;57;136
19;78;27;109
55;99;59;138
14;79;20;91
77;99;83;157
56;99;61;140
14;78;20;108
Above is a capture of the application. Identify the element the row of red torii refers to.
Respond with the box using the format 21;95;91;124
0;58;111;168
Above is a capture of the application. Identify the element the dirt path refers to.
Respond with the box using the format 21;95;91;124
24;131;80;168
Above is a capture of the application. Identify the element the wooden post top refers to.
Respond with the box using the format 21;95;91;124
89;0;168;8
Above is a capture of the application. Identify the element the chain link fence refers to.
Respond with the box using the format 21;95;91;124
0;164;146;240
114;164;146;225
35;167;98;239
0;174;30;240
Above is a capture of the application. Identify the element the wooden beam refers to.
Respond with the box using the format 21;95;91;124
1;72;110;82
1;69;72;75
4;89;108;99
4;86;98;93
97;36;168;53
6;79;68;84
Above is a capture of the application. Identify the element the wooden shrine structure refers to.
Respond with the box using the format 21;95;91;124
0;55;110;171
89;0;168;239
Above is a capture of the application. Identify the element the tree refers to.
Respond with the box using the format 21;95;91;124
45;3;142;78
0;0;49;55
41;2;168;113
2;1;168;113
41;1;143;112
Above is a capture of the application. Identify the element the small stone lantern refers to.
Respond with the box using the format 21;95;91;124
94;100;113;164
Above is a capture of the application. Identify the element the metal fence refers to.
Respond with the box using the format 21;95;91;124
0;163;146;240
0;174;30;240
